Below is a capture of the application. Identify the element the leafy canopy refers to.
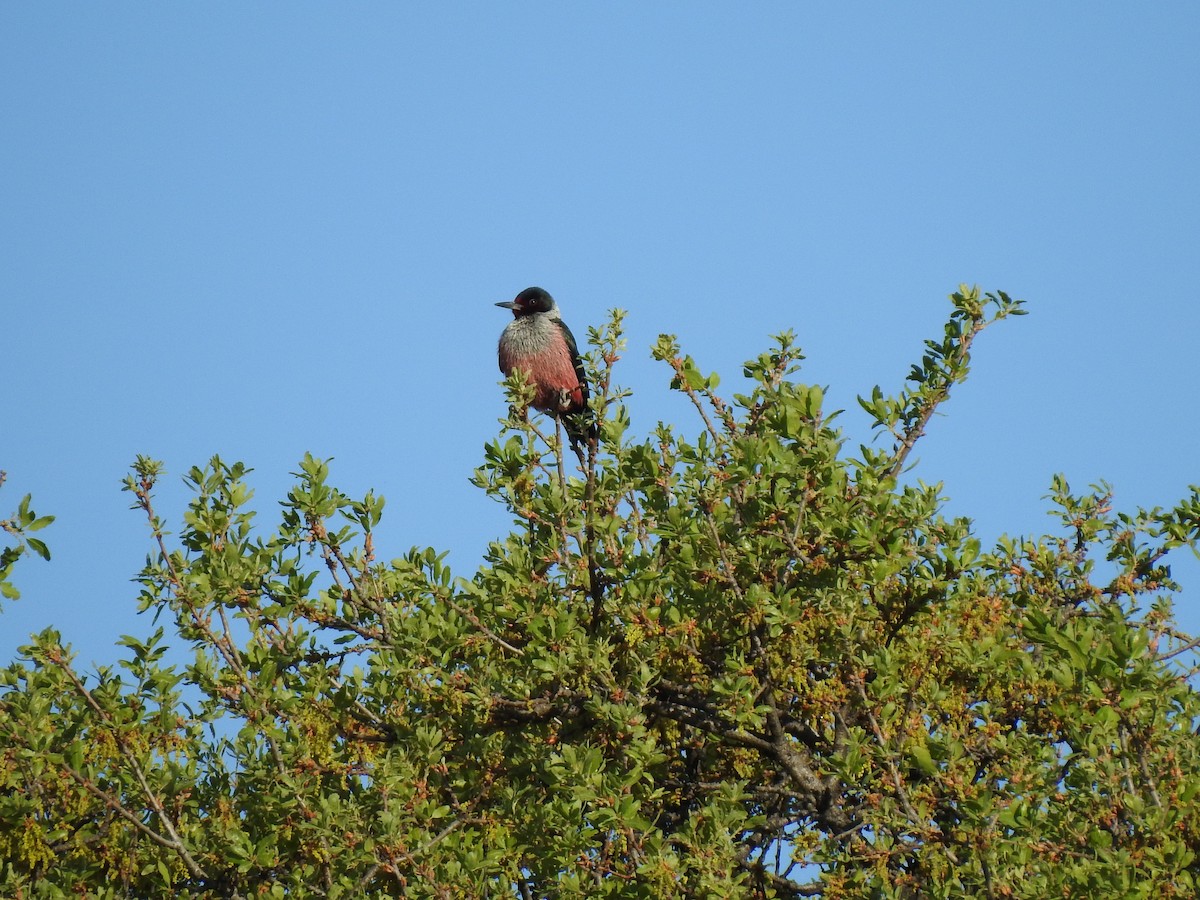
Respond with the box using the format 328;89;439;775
3;286;1199;898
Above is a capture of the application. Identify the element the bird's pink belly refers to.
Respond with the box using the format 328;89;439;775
502;353;584;413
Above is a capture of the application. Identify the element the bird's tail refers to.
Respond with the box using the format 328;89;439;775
564;409;598;459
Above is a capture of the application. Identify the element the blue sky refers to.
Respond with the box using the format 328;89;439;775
3;4;1198;667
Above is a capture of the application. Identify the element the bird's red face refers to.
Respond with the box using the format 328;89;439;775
495;286;555;317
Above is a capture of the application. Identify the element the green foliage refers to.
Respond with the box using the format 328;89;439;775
0;473;55;602
2;285;1199;897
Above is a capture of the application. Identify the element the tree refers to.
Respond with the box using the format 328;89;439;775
2;286;1199;898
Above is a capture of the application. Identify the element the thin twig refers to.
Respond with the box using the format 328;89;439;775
702;506;745;602
526;416;573;560
887;318;986;480
53;656;208;881
853;676;924;831
443;594;524;655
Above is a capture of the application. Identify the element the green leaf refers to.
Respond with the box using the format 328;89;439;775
683;365;707;391
909;743;937;776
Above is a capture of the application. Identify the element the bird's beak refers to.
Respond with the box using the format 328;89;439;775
495;301;517;309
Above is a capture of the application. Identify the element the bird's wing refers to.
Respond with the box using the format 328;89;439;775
554;318;589;404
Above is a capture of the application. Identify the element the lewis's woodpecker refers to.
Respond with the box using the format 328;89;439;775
496;286;594;454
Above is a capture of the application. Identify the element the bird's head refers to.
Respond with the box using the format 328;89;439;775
496;286;557;317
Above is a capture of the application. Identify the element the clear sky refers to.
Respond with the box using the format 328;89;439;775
3;4;1198;668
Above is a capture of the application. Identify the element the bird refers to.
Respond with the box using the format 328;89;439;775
496;286;594;456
